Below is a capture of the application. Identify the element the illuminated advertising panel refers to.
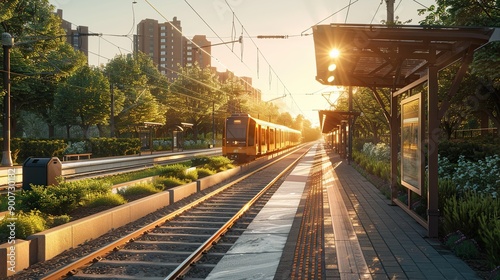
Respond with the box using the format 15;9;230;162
401;94;422;194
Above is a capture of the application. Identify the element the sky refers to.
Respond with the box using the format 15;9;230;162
48;0;436;126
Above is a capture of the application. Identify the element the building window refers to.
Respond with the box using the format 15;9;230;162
161;45;166;49
161;26;166;30
187;51;192;56
161;32;166;36
187;57;192;61
161;51;166;55
161;39;166;43
161;57;166;61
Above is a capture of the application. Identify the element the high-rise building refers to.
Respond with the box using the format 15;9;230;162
188;35;211;68
56;9;89;62
135;17;260;102
135;17;211;80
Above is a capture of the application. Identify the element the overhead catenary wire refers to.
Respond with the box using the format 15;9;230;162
221;0;305;116
301;0;360;36
371;0;384;24
144;0;257;95
181;0;306;116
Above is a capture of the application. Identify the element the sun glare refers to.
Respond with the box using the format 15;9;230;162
329;49;340;59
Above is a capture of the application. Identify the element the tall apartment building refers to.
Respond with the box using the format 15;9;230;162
135;18;211;80
135;17;260;102
56;9;89;61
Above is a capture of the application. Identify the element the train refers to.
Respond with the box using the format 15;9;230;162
222;113;302;162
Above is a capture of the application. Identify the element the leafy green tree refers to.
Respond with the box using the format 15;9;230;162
1;0;87;137
52;66;110;138
292;114;304;131
276;112;294;127
419;0;500;136
167;64;226;140
301;118;321;142
104;53;166;136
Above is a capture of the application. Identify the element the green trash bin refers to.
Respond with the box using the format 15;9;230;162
22;157;62;190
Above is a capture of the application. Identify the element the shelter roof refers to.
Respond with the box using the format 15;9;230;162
318;110;361;133
313;24;496;88
313;24;497;133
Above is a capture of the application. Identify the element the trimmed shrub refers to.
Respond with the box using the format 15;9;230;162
118;183;160;198
88;138;141;157
160;176;186;188
86;193;127;208
197;167;216;178
46;215;71;227
0;211;47;242
1;138;67;164
157;164;189;178
16;179;112;215
183;169;198;182
194;156;233;172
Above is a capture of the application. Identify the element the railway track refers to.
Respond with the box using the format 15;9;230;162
41;145;310;280
0;148;221;193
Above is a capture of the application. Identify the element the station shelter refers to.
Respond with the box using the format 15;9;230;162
137;122;163;155
169;122;193;152
313;24;499;237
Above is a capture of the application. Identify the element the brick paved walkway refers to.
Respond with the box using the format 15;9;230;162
323;146;480;279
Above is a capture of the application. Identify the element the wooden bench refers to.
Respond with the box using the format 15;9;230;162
63;153;92;161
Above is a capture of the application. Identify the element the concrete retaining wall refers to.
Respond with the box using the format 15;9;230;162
0;239;30;277
0;157;275;277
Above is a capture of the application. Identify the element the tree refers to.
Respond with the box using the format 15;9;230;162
105;53;166;136
419;0;500;136
1;0;87;137
301;118;321;142
52;66;110;138
276;112;294;127
333;87;390;143
167;64;226;140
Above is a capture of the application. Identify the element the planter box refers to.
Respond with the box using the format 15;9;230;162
0;159;264;277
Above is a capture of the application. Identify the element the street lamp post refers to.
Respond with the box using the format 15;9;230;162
2;33;13;166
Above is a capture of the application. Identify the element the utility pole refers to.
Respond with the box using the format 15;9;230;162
385;0;395;24
2;33;13;166
110;83;115;137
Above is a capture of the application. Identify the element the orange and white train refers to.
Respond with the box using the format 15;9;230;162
222;113;302;162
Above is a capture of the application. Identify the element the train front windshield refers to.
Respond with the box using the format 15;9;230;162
226;118;247;146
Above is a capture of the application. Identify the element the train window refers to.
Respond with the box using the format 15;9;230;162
248;120;256;146
226;118;247;141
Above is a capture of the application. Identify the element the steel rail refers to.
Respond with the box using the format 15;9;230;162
40;145;309;280
165;146;309;280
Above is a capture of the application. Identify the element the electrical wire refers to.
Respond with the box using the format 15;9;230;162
345;0;354;23
371;0;384;24
412;0;429;9
301;0;360;35
182;0;254;79
142;0;257;101
221;0;305;116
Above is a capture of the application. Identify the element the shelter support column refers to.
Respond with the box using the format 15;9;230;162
390;91;398;204
427;65;439;238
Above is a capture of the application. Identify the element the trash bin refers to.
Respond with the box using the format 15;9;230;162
22;157;62;190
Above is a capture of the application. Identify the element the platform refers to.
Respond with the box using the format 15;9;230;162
206;143;480;279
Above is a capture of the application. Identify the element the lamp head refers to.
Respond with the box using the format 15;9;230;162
2;33;13;47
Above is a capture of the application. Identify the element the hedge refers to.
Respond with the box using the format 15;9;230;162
0;138;141;164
